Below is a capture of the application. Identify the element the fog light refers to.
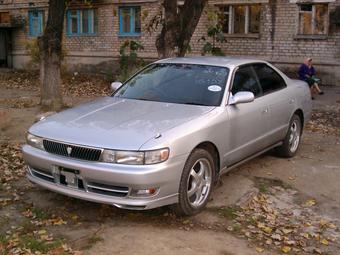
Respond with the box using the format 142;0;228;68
130;188;159;197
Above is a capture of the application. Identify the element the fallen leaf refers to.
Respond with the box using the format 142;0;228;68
319;219;328;226
281;246;291;253
328;223;336;229
304;199;316;207
302;233;310;239
263;226;272;234
271;234;282;241
265;239;273;245
282;228;293;234
256;247;264;253
51;218;67;225
38;229;47;235
320;239;329;245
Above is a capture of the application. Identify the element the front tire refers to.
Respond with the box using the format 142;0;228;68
276;114;302;158
174;149;215;216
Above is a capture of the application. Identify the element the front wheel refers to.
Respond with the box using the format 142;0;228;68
275;114;302;158
174;149;215;216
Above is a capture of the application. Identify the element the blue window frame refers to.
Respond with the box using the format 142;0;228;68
28;10;44;37
119;6;141;36
67;9;98;36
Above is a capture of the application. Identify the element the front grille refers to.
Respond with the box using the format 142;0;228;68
43;140;102;161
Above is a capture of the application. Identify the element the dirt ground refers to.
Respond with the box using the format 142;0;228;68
0;72;339;255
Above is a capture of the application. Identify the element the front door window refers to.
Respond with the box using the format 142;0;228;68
231;65;262;97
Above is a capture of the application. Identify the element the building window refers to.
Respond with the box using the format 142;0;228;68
298;4;328;35
119;6;141;36
219;5;260;34
28;10;44;37
0;12;11;24
67;9;98;36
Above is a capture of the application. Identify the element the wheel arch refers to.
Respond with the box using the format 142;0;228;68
293;109;304;133
193;141;221;179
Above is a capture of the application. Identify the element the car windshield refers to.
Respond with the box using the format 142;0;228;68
113;63;230;106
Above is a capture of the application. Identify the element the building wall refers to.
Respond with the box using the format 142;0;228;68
63;0;161;72
187;0;340;84
1;0;339;85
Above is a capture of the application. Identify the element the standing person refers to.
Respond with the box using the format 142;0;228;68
298;58;324;100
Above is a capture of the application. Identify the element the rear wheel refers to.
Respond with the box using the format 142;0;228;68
276;114;302;158
174;149;215;216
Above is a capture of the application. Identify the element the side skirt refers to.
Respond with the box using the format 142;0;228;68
219;141;283;176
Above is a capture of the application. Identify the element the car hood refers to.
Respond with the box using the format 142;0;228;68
29;97;215;150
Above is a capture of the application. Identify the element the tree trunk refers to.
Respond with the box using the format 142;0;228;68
156;0;208;58
177;0;207;57
39;0;66;111
156;0;178;58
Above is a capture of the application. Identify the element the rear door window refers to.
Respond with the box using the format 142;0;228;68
231;65;262;97
253;64;286;94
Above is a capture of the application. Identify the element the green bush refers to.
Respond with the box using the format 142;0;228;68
24;39;40;64
24;39;68;67
117;40;145;82
199;10;225;56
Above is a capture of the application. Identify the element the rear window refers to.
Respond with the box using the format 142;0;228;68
253;64;286;94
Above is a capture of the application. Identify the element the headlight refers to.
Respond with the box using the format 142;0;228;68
145;148;169;164
101;148;169;165
26;133;44;150
101;150;116;163
116;151;144;165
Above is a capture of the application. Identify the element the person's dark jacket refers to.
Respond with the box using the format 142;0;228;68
298;64;315;81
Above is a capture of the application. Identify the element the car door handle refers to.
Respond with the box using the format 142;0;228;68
289;99;295;104
262;108;269;114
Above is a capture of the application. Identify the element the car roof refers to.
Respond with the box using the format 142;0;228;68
155;56;268;68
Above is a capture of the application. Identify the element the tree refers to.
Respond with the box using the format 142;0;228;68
156;0;208;58
38;0;66;111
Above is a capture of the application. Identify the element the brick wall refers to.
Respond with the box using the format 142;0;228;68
187;0;339;84
64;2;161;58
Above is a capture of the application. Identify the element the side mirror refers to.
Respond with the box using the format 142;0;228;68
110;81;123;92
229;91;255;105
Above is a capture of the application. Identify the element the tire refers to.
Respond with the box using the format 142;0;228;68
173;148;215;216
275;114;302;158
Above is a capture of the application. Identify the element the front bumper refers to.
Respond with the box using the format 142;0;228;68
22;145;188;210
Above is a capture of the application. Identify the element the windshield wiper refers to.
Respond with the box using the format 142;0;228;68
182;102;209;106
134;98;151;101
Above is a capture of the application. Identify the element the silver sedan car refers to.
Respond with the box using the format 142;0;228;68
23;57;312;215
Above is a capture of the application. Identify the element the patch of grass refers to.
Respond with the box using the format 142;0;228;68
0;234;7;244
20;236;63;253
83;235;104;250
255;177;293;193
31;207;51;220
232;224;242;233
258;183;269;194
20;220;36;234
208;206;239;220
219;207;238;220
247;217;258;226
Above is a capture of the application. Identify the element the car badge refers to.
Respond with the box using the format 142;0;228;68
66;147;72;156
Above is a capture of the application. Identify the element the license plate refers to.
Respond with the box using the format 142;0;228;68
58;167;80;188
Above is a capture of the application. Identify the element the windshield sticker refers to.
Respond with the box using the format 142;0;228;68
208;85;222;92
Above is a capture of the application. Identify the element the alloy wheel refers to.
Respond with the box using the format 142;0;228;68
289;120;301;153
186;158;212;208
